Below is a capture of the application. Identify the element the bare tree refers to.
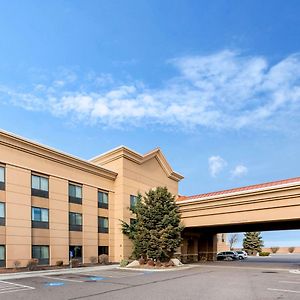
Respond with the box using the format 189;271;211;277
228;233;239;250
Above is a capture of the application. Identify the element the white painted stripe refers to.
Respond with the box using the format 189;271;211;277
0;285;15;288
0;286;25;291
0;288;34;294
279;281;300;284
41;275;83;283
0;280;35;289
268;288;300;294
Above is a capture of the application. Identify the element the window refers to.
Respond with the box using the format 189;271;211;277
32;207;49;229
31;174;49;198
0;245;5;267
69;184;82;204
0;167;5;191
98;191;108;209
98;217;109;233
130;195;137;209
0;203;5;226
98;246;109;256
32;245;49;265
69;212;82;231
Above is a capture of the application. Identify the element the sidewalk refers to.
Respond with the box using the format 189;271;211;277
0;264;119;280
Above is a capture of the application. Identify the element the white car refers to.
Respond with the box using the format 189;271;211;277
236;250;248;259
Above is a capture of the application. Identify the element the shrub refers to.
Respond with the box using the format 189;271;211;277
27;258;39;271
162;261;173;267
120;259;129;267
164;260;175;267
259;252;270;256
270;247;280;254
89;256;98;264
13;260;21;269
138;257;145;265
147;259;155;266
56;260;64;267
288;247;295;254
99;254;109;265
70;258;80;268
155;261;162;267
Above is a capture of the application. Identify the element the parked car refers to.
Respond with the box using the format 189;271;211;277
236;250;248;260
217;251;239;260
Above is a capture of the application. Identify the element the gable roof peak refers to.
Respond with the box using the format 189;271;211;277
90;145;183;182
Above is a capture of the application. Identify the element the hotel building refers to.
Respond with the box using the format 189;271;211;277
0;130;184;268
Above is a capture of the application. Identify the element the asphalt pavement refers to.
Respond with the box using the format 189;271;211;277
0;255;299;300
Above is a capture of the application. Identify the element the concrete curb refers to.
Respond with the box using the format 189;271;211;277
118;264;196;272
0;264;119;280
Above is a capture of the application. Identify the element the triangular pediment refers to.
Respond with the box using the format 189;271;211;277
90;146;184;182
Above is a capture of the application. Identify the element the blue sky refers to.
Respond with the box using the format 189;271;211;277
0;0;300;247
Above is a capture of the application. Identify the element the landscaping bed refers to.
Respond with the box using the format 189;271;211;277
121;258;185;270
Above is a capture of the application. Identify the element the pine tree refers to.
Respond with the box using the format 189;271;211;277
121;187;184;261
243;232;264;255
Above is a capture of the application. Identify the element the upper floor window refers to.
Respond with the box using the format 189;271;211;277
32;207;49;229
98;217;109;233
32;245;49;265
0;203;5;226
98;191;108;209
130;195;137;209
0;167;5;191
0;245;5;268
69;212;82;231
69;183;82;205
32;174;49;198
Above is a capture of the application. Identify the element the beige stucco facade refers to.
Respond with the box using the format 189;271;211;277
0;130;183;268
177;179;300;260
0;129;299;268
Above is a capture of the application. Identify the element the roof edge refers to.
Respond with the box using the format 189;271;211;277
0;129;118;180
177;177;300;203
90;145;184;182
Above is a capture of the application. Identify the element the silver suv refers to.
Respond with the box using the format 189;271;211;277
217;251;239;260
236;250;248;259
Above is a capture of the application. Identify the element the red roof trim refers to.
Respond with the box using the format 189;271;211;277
178;176;300;202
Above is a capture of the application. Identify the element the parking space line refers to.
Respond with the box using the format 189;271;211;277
41;276;84;283
279;281;300;284
0;284;16;289
0;281;35;289
268;288;300;294
0;280;35;295
0;286;26;291
0;287;35;294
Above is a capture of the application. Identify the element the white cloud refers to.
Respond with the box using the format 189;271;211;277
231;164;248;178
1;50;300;130
208;156;227;177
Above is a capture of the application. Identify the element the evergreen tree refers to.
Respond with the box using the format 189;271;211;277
243;232;264;255
121;187;184;261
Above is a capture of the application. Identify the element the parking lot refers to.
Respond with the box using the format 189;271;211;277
0;257;299;300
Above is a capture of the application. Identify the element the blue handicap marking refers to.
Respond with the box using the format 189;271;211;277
46;282;65;287
89;276;104;281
